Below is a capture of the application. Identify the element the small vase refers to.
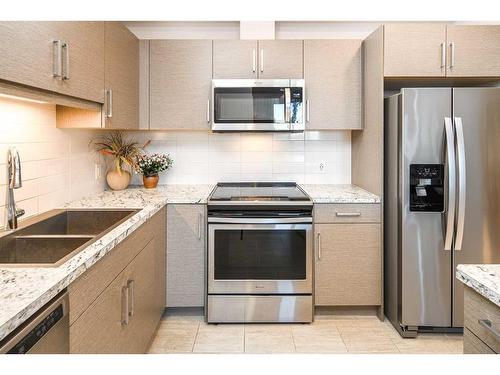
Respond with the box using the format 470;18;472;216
106;169;131;191
143;174;159;189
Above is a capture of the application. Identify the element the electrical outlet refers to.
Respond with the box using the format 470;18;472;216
94;163;101;180
319;162;326;173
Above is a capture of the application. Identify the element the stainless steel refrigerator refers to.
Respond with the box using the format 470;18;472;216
384;87;500;337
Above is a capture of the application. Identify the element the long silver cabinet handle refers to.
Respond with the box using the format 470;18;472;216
62;42;70;80
198;212;203;240
454;117;466;251
105;89;113;118
252;49;256;73
260;49;264;73
478;319;500;340
449;42;455;69
444;117;456;251
306;100;310;122
127;279;135;317
53;40;62;77
441;42;446;69
121;285;129;326
317;232;321;260
335;212;361;217
206;99;210;123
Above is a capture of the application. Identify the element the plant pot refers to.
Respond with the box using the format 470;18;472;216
143;174;159;189
106;169;131;191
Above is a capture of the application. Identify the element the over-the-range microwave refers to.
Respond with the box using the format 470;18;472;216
211;79;305;132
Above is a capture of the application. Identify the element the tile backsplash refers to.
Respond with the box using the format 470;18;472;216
0;96;105;228
127;130;351;185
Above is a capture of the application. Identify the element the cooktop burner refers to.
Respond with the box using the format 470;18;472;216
209;182;311;203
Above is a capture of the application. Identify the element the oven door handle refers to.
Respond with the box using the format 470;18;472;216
208;217;312;224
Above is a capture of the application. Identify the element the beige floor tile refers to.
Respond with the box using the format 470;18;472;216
340;332;400;354
193;324;244;354
245;324;295;353
148;326;199;353
394;337;456;354
291;320;340;337
293;335;347;353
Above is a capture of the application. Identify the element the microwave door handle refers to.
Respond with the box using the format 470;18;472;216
284;87;291;124
444;117;456;251
454;117;466;251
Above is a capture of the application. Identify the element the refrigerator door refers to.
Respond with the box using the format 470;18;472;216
452;88;500;327
400;88;452;327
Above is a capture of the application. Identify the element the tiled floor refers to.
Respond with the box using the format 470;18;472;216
148;309;463;354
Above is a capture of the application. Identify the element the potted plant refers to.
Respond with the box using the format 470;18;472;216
91;132;147;191
135;153;173;189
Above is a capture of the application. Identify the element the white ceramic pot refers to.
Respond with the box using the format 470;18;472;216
106;169;131;191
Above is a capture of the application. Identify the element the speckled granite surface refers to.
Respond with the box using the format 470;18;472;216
300;184;381;204
456;264;500;307
0;183;379;342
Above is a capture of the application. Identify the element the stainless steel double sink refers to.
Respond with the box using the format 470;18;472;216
0;209;138;267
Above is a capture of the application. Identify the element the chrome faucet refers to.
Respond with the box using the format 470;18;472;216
6;147;25;230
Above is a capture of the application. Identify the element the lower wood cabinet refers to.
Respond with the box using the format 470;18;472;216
69;208;166;354
166;204;205;307
314;222;382;306
463;285;499;354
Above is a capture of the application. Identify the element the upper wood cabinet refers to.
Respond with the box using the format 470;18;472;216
103;22;139;129
384;24;500;77
257;40;303;78
0;21;105;103
213;40;303;79
150;40;212;130
304;40;361;130
446;25;500;77
213;40;258;78
384;23;447;77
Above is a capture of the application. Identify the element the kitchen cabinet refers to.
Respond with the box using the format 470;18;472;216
213;40;303;79
150;40;212;130
69;208;166;354
166;204;205;307
103;22;140;129
463;285;499;354
314;203;382;306
304;40;361;130
0;21;105;103
213;40;258;79
446;25;500;77
384;23;447;77
384;24;500;77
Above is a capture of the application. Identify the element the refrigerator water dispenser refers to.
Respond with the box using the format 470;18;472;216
409;164;444;212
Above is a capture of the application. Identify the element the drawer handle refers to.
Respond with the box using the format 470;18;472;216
478;319;500;341
335;212;361;217
127;279;135;317
121;285;129;326
317;232;321;260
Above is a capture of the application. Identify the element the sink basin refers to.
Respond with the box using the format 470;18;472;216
0;209;138;267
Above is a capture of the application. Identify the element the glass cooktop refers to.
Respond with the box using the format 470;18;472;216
209;182;311;202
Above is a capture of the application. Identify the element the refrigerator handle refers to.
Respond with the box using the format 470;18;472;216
454;117;466;251
444;117;456;251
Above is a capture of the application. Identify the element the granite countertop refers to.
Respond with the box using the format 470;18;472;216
0;183;379;342
456;264;500;307
300;184;381;203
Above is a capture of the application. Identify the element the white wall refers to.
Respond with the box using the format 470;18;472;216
0;96;105;228
127;130;351;185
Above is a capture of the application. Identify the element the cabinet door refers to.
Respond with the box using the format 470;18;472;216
304;40;361;129
104;22;139;129
0;22;65;94
384;23;447;77
315;223;381;306
150;40;212;130
446;25;500;77
70;266;129;353
258;40;303;79
56;22;105;103
166;204;205;307
213;40;257;78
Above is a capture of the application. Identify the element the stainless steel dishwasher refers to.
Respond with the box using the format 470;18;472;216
0;291;69;354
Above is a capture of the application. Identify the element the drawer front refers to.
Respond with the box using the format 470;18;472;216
314;203;381;223
464;286;500;353
464;328;495;354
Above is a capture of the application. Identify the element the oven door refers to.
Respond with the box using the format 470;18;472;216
208;221;312;294
212;79;304;132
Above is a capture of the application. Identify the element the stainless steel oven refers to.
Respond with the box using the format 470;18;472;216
212;79;305;132
206;182;313;323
